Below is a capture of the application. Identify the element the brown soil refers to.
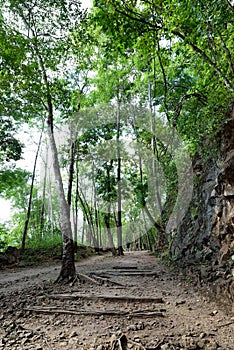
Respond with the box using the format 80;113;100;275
0;251;233;350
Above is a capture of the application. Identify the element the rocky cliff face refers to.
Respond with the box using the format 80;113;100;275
170;100;234;308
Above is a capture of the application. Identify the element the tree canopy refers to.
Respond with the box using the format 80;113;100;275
0;0;233;277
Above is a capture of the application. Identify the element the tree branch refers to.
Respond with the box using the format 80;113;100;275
172;29;234;92
107;2;234;93
173;92;207;124
218;32;234;75
113;5;161;31
156;38;170;122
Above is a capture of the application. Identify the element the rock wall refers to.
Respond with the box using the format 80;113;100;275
170;100;234;309
171;100;234;264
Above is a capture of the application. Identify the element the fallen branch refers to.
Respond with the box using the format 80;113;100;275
24;306;165;318
217;321;234;328
25;306;127;316
48;293;164;303
131;309;166;317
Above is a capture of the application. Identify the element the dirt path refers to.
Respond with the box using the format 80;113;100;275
0;251;233;349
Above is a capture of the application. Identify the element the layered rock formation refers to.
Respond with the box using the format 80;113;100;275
170;100;234;307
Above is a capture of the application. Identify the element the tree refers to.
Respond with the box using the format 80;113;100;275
103;160;117;255
92;0;233;145
0;0;88;281
88;0;233;248
0;0;232;263
85;32;138;253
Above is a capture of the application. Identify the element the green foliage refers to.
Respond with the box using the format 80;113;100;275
0;216;24;249
92;0;233;153
0;0;232;254
0;168;31;201
26;229;62;250
0;118;23;162
0;224;18;251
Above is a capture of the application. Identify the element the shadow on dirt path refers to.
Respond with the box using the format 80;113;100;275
0;251;233;349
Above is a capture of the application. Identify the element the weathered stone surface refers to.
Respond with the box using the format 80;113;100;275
170;99;234;305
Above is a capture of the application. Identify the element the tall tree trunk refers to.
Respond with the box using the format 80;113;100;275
81;221;85;244
139;152;166;248
97;204;103;248
67;140;75;208
66;134;76;253
149;82;162;214
74;161;79;252
142;211;153;251
39;145;48;237
21;127;44;251
104;204;116;256
116;102;124;255
78;185;98;248
92;161;100;251
67;101;80;252
47;170;54;228
67;119;79;208
34;39;76;280
47;122;76;281
144;204;165;246
105;161;116;256
152;136;163;213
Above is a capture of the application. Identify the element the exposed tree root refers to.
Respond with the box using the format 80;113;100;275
91;270;159;277
55;271;127;287
112;266;138;270
76;272;100;284
48;293;164;304
90;274;126;287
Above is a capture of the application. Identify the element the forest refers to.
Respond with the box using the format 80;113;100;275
0;0;233;282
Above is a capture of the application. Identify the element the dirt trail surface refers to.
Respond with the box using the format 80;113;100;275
0;251;233;349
